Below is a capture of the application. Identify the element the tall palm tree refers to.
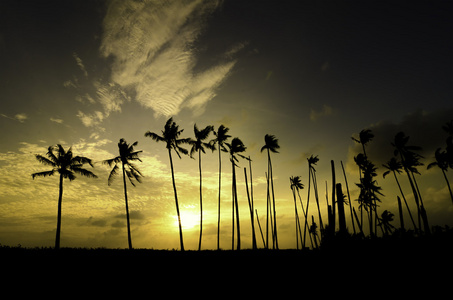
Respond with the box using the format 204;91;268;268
261;134;280;249
427;148;453;205
225;137;246;250
383;157;417;230
189;124;214;251
145;117;190;251
32;144;97;249
104;138;143;250
392;132;429;233
290;176;304;249
211;125;231;250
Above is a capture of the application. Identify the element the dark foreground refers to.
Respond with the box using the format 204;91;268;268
1;231;452;294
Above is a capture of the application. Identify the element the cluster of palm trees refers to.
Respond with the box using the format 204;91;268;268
32;117;453;250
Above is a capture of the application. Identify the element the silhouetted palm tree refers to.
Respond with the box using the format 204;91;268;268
392;132;429;233
261;134;280;249
383;157;417;231
211;125;231;250
189;124;214;251
145;117;190;251
427;148;453;205
378;210;395;236
352;129;374;158
225;137;246;250
32;144;97;249
104;138;143;250
290;176;304;249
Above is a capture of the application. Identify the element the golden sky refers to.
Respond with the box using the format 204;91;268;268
0;0;452;249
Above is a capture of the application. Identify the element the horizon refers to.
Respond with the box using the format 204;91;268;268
0;0;452;250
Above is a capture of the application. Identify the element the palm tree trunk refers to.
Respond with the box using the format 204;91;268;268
55;174;63;250
122;162;133;250
341;161;356;234
232;162;240;250
217;147;222;250
397;196;405;231
198;150;203;251
169;149;184;251
303;166;311;248
441;169;453;205
393;171;417;231
268;150;278;249
244;168;257;249
265;171;269;249
255;209;266;248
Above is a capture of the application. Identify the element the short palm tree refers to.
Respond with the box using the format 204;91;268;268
211;125;231;250
145;117;190;251
225;137;246;250
427;148;453;205
104;138;143;250
32;144;97;249
261;134;280;249
189;124;214;250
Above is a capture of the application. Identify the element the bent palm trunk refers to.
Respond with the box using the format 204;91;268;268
122;163;133;250
169;149;184;251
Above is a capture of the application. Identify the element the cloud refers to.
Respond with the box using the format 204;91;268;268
73;52;88;77
1;113;27;123
310;104;334;121
49;117;63;124
346;108;453;173
99;0;238;117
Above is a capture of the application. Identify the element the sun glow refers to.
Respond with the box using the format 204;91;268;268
173;211;200;230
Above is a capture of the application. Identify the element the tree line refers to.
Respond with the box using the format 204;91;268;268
32;118;453;250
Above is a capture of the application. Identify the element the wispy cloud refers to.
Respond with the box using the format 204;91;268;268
50;117;63;124
73;52;88;77
310;104;334;121
1;113;28;123
99;0;239;117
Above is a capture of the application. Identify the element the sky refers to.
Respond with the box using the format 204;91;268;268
0;0;452;249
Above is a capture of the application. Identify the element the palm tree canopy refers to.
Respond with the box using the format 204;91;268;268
32;144;97;181
261;134;280;153
189;124;215;158
352;129;374;146
212;124;231;152
290;176;304;190
307;155;319;167
442;120;453;136
427;148;449;171
382;157;402;178
145;117;190;158
225;137;246;166
104;138;143;186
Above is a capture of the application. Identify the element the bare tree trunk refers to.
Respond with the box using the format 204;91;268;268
122;163;133;250
169;149;184;251
55;174;63;250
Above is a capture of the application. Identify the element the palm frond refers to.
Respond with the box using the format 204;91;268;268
103;156;121;167
107;164;119;186
72;156;94;167
35;154;57;167
32;170;56;179
71;167;97;179
144;131;165;143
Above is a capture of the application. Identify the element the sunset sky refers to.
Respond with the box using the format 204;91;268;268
0;0;452;249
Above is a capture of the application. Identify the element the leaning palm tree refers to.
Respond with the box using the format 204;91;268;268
392;132;429;233
32;144;97;249
225;137;246;250
383;157;417;231
211;125;231;250
261;134;280;249
189;124;214;250
427;148;453;205
104;138;143;250
145;117;190;251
